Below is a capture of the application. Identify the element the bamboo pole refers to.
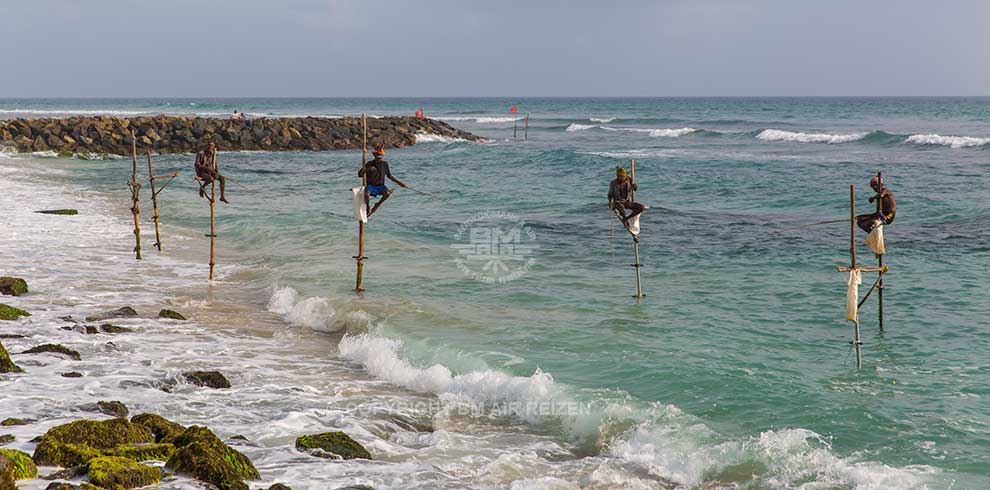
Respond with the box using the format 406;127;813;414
850;184;862;368
129;131;142;260
209;147;217;281
147;150;162;251
630;159;644;298
876;171;884;331
514;114;518;139
525;114;529;140
355;114;367;292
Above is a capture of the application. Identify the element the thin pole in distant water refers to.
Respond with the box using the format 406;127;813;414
355;114;368;293
129;131;142;260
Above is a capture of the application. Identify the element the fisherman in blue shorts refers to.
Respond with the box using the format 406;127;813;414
360;143;408;217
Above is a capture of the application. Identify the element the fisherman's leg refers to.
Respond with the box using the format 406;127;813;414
856;213;876;233
613;202;630;227
626;202;645;220
217;174;229;203
368;190;394;217
198;178;212;198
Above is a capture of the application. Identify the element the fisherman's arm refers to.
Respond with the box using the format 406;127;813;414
385;165;408;188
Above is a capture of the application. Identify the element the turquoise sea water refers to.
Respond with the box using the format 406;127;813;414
2;97;988;489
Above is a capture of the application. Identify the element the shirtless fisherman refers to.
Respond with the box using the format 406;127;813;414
608;166;645;229
856;175;895;232
195;142;229;203
360;143;407;217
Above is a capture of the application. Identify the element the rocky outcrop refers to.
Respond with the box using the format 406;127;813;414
183;371;231;389
86;456;160;490
0;116;480;156
158;309;186;320
130;414;185;443
0;449;37;484
0;304;29;321
21;344;81;360
85;307;138;322
0;342;22;374
0;278;27;297
32;418;155;467
294;432;371;460
165;426;260;490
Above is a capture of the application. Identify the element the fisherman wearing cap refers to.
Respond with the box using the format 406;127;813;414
608;166;645;229
856;175;895;232
360;143;407;217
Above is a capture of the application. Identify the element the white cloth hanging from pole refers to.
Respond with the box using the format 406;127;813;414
865;222;885;256
845;268;862;321
351;187;368;223
627;213;641;237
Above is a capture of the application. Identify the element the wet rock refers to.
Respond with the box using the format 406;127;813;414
0;278;27;297
87;456;160;490
85;306;137;322
97;401;129;419
60;371;83;378
157;309;186;320
268;484;293;490
0;335;24;339
0;448;38;482
166;442;248;490
294;432;371;460
130;414;185;443
0;436;12;445
35;209;79;215
168;426;259;480
45;482;79;490
183;370;231;389
42;465;87;480
0;342;23;373
59;315;79;323
99;323;133;333
0;304;30;321
62;325;98;334
335;486;375;490
111;443;175;462
32;418;155;467
21;343;82;360
0;419;29;427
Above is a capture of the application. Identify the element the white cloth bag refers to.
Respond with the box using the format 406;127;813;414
351;187;368;223
845;269;862;322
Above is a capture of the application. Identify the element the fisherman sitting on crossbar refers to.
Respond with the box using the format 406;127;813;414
194;142;229;203
856;175;895;233
608;166;645;229
360;143;407;217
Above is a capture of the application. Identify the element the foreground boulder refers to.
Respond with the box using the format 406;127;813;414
165;426;259;490
130;413;185;443
183;370;231;389
97;401;129;419
158;309;186;320
0;304;29;321
35;209;78;215
33;418;155;467
87;456;160;490
21;343;81;360
0;278;27;297
0;448;38;482
295;432;371;460
0;342;23;374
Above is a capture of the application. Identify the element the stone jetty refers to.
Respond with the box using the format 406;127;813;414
0;116;480;156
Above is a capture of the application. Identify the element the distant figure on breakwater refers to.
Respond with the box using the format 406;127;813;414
195;142;229;203
608;166;644;229
360;143;407;217
231;111;244;121
856;175;895;232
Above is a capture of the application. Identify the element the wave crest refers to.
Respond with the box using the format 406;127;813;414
757;129;868;144
906;133;990;148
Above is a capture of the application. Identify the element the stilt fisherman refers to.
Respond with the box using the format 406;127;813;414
360;143;407;217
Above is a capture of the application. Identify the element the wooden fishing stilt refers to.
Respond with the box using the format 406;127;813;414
355;113;368;292
630;159;645;299
129;131;142;260
147;150;162;251
876;171;884;331
208;147;217;281
850;184;861;368
514;116;518;139
525;114;529;140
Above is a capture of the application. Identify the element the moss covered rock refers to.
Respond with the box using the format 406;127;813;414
294;432;371;460
61;371;84;378
85;307;137;322
21;343;81;360
165;442;248;490
96;401;128;419
130;413;185;443
33;419;154;467
0;435;13;445
0;448;38;480
111;443;174;462
0;278;27;297
0;342;22;374
0;304;29;321
87;456;160;490
168;426;258;480
0;419;28;427
36;209;79;215
157;309;186;320
183;371;231;389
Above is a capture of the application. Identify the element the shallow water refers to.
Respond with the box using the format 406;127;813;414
1;97;989;489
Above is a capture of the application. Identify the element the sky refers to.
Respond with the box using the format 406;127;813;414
1;0;987;97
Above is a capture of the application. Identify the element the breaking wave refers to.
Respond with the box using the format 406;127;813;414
415;132;468;144
905;133;990;148
756;129;869;144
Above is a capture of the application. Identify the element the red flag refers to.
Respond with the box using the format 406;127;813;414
415;108;423;119
509;105;517;113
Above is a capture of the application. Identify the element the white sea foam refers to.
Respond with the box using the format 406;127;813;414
565;123;595;132
441;116;523;123
590;117;615;123
906;133;990;148
415;132;468;144
598;126;699;137
757;129;868;144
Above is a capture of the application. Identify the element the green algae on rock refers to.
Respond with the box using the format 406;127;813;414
168;426;258;480
182;370;231;389
21;343;82;360
87;456;160;490
0;419;29;427
33;419;155;467
96;401;129;419
0;448;38;481
0;278;27;297
0;304;29;321
166;442;248;490
0;342;23;374
0;435;13;445
35;209;79;215
111;443;175;462
294;432;371;460
130;414;185;443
